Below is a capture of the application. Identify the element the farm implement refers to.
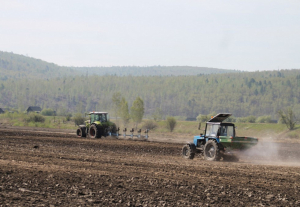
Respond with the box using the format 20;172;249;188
122;128;149;139
182;113;258;161
76;112;148;139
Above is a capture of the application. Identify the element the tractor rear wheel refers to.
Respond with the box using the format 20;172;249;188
182;144;195;159
204;140;221;161
76;127;86;138
89;125;101;138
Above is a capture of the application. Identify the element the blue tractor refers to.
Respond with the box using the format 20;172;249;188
182;113;258;161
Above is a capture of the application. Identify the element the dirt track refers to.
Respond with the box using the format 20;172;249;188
0;127;300;206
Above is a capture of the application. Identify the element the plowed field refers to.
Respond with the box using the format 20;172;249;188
0;126;300;206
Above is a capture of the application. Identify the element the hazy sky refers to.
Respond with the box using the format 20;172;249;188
1;0;300;71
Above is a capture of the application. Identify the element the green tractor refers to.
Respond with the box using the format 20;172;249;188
76;112;117;138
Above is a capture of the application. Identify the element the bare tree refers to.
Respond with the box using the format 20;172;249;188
278;107;297;130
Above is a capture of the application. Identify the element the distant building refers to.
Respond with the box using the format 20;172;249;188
26;106;42;113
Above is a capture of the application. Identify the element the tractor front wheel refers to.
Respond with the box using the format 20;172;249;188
89;125;101;138
182;144;195;159
204;140;221;161
76;127;86;138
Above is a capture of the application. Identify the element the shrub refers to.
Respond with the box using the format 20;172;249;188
65;113;72;121
142;120;158;130
236;117;247;123
166;116;177;132
247;116;257;123
257;115;272;123
41;108;56;116
73;113;85;126
237;116;256;123
24;113;45;123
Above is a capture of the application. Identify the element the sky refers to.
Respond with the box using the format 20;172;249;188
1;0;300;71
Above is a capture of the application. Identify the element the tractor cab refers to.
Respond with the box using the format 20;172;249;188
205;122;235;138
89;112;109;124
204;113;234;138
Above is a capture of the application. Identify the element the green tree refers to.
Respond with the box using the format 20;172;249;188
130;96;144;129
278;107;297;130
119;97;130;127
166;116;177;132
111;92;122;120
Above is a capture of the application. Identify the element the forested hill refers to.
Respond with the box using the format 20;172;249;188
1;69;300;119
71;66;239;76
0;51;80;80
0;51;238;79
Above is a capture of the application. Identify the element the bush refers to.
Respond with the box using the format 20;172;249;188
166;116;177;132
257;115;272;123
65;113;72;121
237;116;256;123
24;113;45;123
73;113;85;126
236;117;247;123
247;116;256;123
142;120;158;130
41;108;56;116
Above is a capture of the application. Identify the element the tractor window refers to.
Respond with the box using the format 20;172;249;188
219;125;234;137
205;124;219;137
95;114;101;121
90;114;95;123
101;114;107;122
90;113;108;123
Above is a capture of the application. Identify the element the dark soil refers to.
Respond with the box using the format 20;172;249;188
0;126;300;206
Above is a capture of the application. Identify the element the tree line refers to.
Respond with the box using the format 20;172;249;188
1;69;300;119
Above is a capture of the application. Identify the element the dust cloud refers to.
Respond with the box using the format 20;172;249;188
239;139;300;167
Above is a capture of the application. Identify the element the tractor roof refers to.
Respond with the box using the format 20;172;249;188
207;113;232;123
88;112;108;115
